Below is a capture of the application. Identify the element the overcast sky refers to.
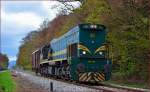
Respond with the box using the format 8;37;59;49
1;1;80;62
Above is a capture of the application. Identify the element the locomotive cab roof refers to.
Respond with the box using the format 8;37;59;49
51;23;106;44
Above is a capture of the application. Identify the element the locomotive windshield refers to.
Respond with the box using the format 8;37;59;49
78;24;107;58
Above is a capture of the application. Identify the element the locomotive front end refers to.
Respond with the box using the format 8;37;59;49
75;24;112;83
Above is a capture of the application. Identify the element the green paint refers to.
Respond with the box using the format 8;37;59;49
69;25;112;81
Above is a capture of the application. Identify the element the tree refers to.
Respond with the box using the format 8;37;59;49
0;53;9;69
104;0;149;82
17;0;149;84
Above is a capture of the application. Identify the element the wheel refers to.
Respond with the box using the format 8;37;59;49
66;66;71;79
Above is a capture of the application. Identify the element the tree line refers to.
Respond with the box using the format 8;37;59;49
0;53;9;69
17;0;149;85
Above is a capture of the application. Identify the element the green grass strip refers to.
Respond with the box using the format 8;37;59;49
0;70;16;92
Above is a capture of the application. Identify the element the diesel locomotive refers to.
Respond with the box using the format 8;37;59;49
32;23;112;83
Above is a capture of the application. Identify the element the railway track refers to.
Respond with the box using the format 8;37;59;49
43;75;150;92
16;70;150;92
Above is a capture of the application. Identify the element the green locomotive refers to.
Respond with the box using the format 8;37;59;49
32;23;112;83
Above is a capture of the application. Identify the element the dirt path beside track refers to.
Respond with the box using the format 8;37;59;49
13;74;49;92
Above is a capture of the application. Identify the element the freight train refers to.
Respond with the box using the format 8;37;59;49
32;23;112;83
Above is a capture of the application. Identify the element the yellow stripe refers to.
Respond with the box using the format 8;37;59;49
82;76;88;81
94;73;104;81
94;73;97;77
94;77;99;82
40;58;67;64
86;76;91;81
88;72;91;76
79;73;87;81
97;76;103;81
52;58;67;62
98;74;105;80
52;49;67;56
101;73;105;77
99;73;105;78
95;72;99;76
40;60;51;64
48;53;52;57
79;73;82;77
95;45;106;54
78;44;91;53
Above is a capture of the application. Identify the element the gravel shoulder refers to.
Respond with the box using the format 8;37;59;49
13;74;49;92
13;70;150;92
12;71;101;92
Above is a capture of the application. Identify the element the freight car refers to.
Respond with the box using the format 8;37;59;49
32;23;112;83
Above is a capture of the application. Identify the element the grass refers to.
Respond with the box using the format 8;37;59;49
102;80;149;89
101;72;149;89
0;70;16;92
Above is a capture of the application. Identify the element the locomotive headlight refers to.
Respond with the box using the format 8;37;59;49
90;25;97;29
99;51;103;55
82;51;86;54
